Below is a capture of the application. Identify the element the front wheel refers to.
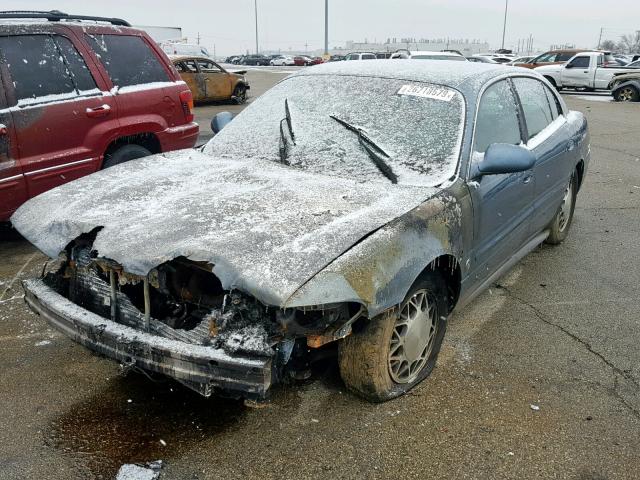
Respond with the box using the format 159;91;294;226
338;273;449;402
545;173;577;245
232;84;247;104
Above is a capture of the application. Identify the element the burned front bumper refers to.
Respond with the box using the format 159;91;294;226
22;278;272;400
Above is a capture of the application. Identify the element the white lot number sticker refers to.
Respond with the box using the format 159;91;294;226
397;84;456;102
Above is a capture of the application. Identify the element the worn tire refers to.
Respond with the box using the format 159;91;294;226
102;144;152;169
338;272;449;402
546;172;577;245
233;84;247;104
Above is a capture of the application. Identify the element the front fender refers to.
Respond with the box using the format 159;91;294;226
284;193;464;317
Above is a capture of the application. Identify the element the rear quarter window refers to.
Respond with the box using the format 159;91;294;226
85;34;170;88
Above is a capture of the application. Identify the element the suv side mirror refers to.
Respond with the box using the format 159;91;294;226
211;111;234;134
476;143;536;176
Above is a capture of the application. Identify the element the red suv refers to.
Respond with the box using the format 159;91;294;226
0;11;199;222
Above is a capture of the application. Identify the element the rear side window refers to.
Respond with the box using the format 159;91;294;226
0;35;75;102
86;34;170;87
513;77;554;140
362;54;376;60
474;80;522;153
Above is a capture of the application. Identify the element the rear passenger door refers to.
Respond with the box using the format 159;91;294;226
468;79;535;279
512;77;574;234
196;59;232;100
0;69;27;221
0;33;117;199
84;33;175;144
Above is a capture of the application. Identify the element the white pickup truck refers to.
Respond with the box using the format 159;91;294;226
534;51;640;90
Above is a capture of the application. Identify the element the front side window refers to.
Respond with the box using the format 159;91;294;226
513;77;554;140
474;80;522;153
0;35;75;102
567;56;590;68
206;75;465;186
85;34;170;87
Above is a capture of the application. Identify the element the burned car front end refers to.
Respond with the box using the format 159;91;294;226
24;239;363;400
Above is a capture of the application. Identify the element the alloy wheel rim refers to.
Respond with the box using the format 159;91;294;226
558;179;574;232
388;289;438;384
620;88;634;101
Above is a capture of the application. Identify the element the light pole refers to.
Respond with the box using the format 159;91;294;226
501;0;508;50
324;0;329;56
254;0;259;54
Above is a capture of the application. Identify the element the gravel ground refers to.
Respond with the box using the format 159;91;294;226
0;76;638;479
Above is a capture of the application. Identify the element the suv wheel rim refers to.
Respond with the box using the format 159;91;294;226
558;178;574;232
388;289;437;384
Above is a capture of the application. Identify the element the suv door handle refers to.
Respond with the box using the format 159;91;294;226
86;104;111;118
0;123;7;136
522;174;533;184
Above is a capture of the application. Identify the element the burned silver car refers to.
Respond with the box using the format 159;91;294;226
13;61;590;402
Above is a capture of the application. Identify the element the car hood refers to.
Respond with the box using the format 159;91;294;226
12;150;437;307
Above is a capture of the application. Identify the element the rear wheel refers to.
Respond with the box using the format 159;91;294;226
102;144;152;169
233;84;247;104
338;273;449;402
614;86;639;102
546;172;577;245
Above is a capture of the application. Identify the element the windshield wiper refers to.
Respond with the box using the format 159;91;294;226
329;115;398;184
279;99;296;164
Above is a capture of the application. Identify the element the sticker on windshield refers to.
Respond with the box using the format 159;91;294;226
397;84;456;102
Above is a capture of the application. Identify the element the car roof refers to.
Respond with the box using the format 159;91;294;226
291;59;514;94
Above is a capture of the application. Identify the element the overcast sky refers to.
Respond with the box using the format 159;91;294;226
4;0;639;55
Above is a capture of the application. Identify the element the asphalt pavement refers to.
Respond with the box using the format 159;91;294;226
0;71;639;480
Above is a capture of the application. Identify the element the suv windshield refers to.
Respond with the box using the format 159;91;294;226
205;75;465;186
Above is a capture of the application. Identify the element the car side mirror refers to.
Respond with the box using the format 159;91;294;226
211;112;234;134
476;143;536;176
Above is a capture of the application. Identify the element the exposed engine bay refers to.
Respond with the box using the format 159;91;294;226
40;234;365;398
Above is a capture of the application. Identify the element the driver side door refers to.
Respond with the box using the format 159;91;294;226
467;79;536;282
560;55;592;87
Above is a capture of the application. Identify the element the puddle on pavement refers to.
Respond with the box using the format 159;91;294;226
46;373;247;479
45;354;337;479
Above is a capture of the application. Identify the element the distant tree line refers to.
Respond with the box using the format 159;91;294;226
600;32;640;53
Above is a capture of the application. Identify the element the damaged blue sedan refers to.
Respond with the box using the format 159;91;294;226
13;61;590;402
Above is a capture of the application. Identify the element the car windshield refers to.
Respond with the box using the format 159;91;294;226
205;75;465;186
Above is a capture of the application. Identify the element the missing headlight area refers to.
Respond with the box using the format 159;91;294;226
40;234;365;399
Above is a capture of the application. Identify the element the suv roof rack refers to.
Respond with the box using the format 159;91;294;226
0;10;131;27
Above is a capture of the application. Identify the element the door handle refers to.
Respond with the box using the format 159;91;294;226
86;104;111;118
522;174;532;184
583;70;588;73
566;140;575;152
0;123;7;136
